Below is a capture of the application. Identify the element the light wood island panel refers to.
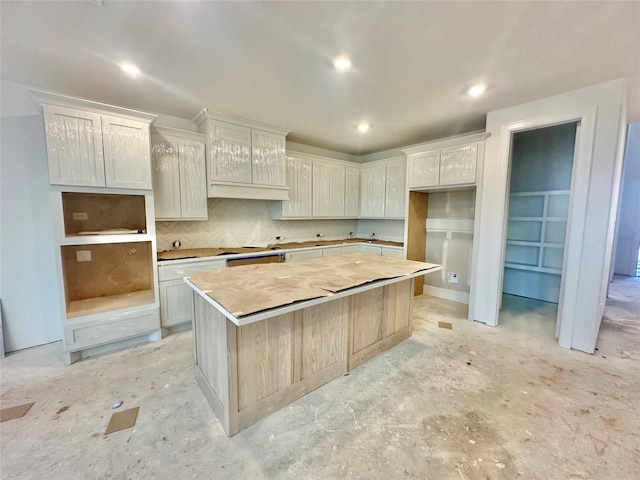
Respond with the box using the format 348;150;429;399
187;254;440;436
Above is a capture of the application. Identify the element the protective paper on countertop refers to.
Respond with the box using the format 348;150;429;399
186;253;439;317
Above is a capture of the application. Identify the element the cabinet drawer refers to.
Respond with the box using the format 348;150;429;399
341;245;360;255
158;259;226;281
285;249;323;262
359;244;382;255
66;309;159;351
322;246;343;257
381;247;404;259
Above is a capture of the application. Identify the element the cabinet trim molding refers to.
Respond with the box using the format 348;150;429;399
28;88;157;124
401;131;490;155
193;108;290;136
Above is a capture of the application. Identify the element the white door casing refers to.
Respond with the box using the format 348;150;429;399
469;79;626;353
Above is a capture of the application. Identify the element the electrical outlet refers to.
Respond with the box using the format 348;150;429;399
447;272;459;284
73;212;88;221
76;250;91;262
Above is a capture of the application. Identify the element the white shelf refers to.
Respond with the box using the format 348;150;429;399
505;190;569;275
504;263;562;275
66;289;155;320
60;233;152;246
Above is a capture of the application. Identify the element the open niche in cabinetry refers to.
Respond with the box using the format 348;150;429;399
52;191;160;364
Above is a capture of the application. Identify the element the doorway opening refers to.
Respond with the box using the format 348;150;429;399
499;122;579;336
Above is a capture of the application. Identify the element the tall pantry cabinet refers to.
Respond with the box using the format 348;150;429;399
31;90;161;364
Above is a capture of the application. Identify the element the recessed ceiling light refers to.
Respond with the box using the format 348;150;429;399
357;122;370;133
120;62;141;77
333;56;352;71
467;84;487;97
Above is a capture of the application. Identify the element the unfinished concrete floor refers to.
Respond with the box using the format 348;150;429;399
1;278;639;480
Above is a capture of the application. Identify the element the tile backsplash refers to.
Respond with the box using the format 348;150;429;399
156;198;365;251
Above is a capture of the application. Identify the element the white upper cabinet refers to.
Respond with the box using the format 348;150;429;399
208;120;252;184
408;151;440;188
194;110;290;200
271;154;359;220
102;115;152;189
384;158;406;218
360;157;406;219
360;164;386;218
151;128;207;221
251;129;286;186
403;132;489;190
313;161;345;217
344;166;360;217
439;144;478;186
43;106;105;187
278;156;312;218
38;94;156;190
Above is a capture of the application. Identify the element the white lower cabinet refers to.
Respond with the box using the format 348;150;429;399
158;258;225;328
358;244;383;254
159;280;196;328
285;249;324;262
341;245;360;255
380;246;405;258
322;246;343;257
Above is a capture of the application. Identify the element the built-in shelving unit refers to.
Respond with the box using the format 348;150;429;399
504;190;569;274
51;190;160;363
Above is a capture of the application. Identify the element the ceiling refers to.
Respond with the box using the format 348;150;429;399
1;1;639;156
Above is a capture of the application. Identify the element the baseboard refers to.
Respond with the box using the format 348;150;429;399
423;285;469;304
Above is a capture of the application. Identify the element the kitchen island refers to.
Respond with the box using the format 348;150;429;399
184;253;440;436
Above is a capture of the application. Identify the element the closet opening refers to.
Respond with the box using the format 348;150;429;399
499;122;579;337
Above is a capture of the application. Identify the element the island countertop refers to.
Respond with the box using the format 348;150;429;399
184;253;440;326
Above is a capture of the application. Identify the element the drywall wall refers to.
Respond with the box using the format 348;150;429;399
156;198;360;251
614;123;640;276
423;190;475;303
0;79;63;351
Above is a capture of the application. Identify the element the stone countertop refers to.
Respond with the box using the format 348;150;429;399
157;238;403;261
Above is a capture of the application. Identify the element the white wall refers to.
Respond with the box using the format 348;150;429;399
0;80;63;351
614;123;640;276
423;191;475;303
470;79;627;354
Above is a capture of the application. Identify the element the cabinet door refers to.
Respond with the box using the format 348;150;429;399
285;249;323;262
439;144;477;185
43;105;105;187
208;120;252;183
151;134;181;219
408;151;440;188
251;130;286;186
102;116;152;189
312;162;331;216
178;139;207;219
344;166;360;217
282;156;312;217
360;165;386;217
159;279;194;327
329;164;346;217
385;160;406;218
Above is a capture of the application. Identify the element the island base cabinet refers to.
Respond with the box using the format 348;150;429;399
192;277;414;436
348;279;413;370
